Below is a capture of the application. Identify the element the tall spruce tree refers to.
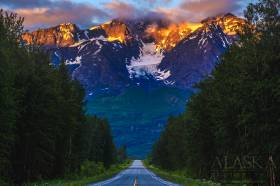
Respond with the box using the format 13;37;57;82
80;116;116;168
0;10;23;181
12;49;60;182
54;61;85;176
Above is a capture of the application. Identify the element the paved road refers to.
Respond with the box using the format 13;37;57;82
88;160;181;186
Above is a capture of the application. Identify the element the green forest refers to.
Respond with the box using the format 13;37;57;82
151;0;280;184
0;10;125;185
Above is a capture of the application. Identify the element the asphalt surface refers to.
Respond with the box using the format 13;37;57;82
88;160;181;186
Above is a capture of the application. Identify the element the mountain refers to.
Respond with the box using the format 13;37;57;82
23;14;245;93
22;13;245;94
21;13;245;157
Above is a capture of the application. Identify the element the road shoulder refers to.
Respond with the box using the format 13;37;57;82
143;161;220;186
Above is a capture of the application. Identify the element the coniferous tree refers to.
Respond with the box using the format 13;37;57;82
117;145;127;163
0;10;23;181
53;61;85;176
82;116;116;168
12;49;60;182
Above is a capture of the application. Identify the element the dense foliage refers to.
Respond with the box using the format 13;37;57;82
79;116;116;169
152;0;280;183
0;10;120;185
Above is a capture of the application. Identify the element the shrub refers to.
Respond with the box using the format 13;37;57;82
80;160;105;177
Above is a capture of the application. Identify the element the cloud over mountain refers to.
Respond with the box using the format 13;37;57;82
104;0;140;19
0;0;108;29
181;0;242;19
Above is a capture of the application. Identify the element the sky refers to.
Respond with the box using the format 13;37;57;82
0;0;257;30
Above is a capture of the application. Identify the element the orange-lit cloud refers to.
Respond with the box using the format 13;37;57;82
105;0;139;19
104;0;243;22
16;6;107;30
154;7;194;22
181;0;241;19
144;0;173;5
1;0;108;30
153;0;242;22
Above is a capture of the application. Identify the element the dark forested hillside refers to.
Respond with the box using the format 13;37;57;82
0;10;119;185
152;0;280;184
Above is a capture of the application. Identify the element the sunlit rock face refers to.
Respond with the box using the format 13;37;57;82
22;23;79;47
202;13;246;36
90;20;132;43
144;22;203;52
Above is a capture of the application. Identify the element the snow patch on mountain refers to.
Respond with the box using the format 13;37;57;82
198;35;208;49
70;39;87;47
155;69;171;80
65;56;82;65
54;51;60;58
90;35;108;42
126;42;165;79
84;30;89;39
94;40;103;55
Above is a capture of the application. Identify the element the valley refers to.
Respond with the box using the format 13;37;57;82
21;13;245;157
86;87;192;157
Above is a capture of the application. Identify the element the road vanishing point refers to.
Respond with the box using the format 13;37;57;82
88;160;181;186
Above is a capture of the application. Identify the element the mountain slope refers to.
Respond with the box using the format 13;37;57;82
158;23;231;88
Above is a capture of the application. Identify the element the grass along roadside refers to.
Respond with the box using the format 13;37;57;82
25;160;131;186
143;161;220;186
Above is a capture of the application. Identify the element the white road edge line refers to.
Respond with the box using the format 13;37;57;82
87;170;125;186
144;167;181;186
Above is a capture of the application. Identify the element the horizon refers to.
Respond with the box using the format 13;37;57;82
21;12;240;32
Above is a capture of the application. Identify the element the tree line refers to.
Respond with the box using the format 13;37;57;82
0;10;124;185
152;0;280;183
